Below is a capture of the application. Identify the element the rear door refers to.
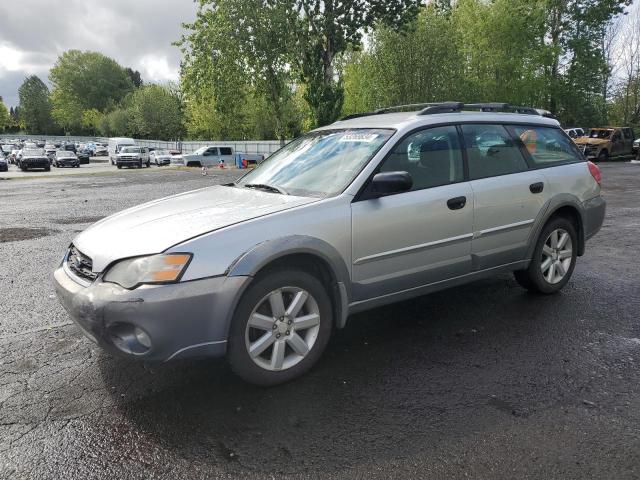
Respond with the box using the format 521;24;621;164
351;125;474;301
463;124;549;270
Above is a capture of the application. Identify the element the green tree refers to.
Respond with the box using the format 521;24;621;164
49;50;134;132
128;84;185;139
0;99;10;132
18;75;54;134
180;0;301;140
286;0;420;126
125;68;144;88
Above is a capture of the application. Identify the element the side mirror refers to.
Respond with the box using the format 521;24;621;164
365;171;413;199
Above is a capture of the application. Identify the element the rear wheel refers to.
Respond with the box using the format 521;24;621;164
227;268;333;386
117;164;122;169
514;217;577;294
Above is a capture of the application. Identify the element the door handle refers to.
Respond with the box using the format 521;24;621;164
529;182;544;194
447;196;467;210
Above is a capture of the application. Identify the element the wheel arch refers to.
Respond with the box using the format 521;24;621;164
227;236;351;329
527;196;586;259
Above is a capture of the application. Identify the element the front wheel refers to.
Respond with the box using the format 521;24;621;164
514;217;578;294
597;149;609;162
227;269;333;386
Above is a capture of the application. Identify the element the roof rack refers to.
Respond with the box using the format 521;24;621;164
339;102;553;121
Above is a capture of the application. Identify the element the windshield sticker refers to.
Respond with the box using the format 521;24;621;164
339;133;379;143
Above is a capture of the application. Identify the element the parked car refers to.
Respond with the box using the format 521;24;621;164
53;102;606;386
76;149;91;165
44;144;57;162
564;127;585;139
149;149;172;166
63;143;77;153
1;144;13;157
633;138;639;157
116;146;150;168
94;145;108;156
108;137;136;165
53;150;80;168
574;127;635;161
0;156;7;172
182;146;235;167
19;148;50;171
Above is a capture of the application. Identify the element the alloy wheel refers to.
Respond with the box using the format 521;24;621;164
245;287;321;371
541;228;573;284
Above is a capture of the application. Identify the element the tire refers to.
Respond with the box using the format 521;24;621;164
597;149;609;162
227;268;333;386
514;217;578;294
44;166;50;172
117;164;122;169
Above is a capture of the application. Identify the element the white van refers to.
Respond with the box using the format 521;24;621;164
108;137;136;165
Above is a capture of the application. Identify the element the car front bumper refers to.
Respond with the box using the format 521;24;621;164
57;160;79;167
117;158;142;166
53;265;249;361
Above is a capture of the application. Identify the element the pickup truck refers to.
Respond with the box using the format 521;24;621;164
575;127;635;161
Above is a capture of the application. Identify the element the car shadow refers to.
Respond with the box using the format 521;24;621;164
98;274;581;475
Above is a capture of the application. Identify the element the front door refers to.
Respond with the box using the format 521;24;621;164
351;125;474;302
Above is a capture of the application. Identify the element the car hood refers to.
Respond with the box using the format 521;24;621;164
74;185;318;272
575;137;609;146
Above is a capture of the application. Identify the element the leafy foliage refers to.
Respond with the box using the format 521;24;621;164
18;76;55;134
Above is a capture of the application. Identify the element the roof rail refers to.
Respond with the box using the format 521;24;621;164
374;103;447;114
340;102;551;121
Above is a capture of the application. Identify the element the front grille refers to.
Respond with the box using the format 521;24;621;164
67;245;98;282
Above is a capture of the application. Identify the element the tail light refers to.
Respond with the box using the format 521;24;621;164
587;161;601;185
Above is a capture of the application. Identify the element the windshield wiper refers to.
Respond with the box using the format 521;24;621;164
243;183;288;195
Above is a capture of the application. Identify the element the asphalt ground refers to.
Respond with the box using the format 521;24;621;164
1;163;639;479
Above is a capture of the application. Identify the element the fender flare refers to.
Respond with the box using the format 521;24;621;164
227;235;352;328
525;194;586;260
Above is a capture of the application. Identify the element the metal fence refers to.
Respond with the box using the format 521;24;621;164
0;134;286;155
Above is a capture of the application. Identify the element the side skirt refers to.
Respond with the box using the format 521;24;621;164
348;260;530;315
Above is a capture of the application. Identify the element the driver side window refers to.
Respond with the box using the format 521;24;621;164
379;126;464;191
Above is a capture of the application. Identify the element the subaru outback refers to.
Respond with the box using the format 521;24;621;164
54;102;606;386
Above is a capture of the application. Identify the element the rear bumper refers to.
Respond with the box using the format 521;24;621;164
584;195;606;240
54;266;249;361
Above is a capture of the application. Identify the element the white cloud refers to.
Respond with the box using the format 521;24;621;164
139;55;180;83
0;0;197;106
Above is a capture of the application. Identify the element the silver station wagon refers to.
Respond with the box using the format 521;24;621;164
54;102;606;385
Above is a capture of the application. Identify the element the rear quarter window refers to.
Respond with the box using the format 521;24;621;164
509;125;583;167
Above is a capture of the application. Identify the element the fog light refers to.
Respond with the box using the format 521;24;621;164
134;327;151;348
107;323;152;355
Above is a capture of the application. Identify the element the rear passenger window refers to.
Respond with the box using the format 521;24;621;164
219;147;233;155
380;126;464;191
462;124;528;179
510;125;582;166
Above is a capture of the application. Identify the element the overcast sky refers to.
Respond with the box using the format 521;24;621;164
0;0;197;107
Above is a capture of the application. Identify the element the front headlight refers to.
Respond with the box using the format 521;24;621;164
103;253;192;289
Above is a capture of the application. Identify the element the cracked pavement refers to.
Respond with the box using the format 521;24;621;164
1;164;640;479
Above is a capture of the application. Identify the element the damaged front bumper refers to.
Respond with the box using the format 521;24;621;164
53;264;249;361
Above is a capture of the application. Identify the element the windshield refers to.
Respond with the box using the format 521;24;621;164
155;150;170;155
236;129;394;197
193;147;208;155
589;129;612;139
121;146;141;153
